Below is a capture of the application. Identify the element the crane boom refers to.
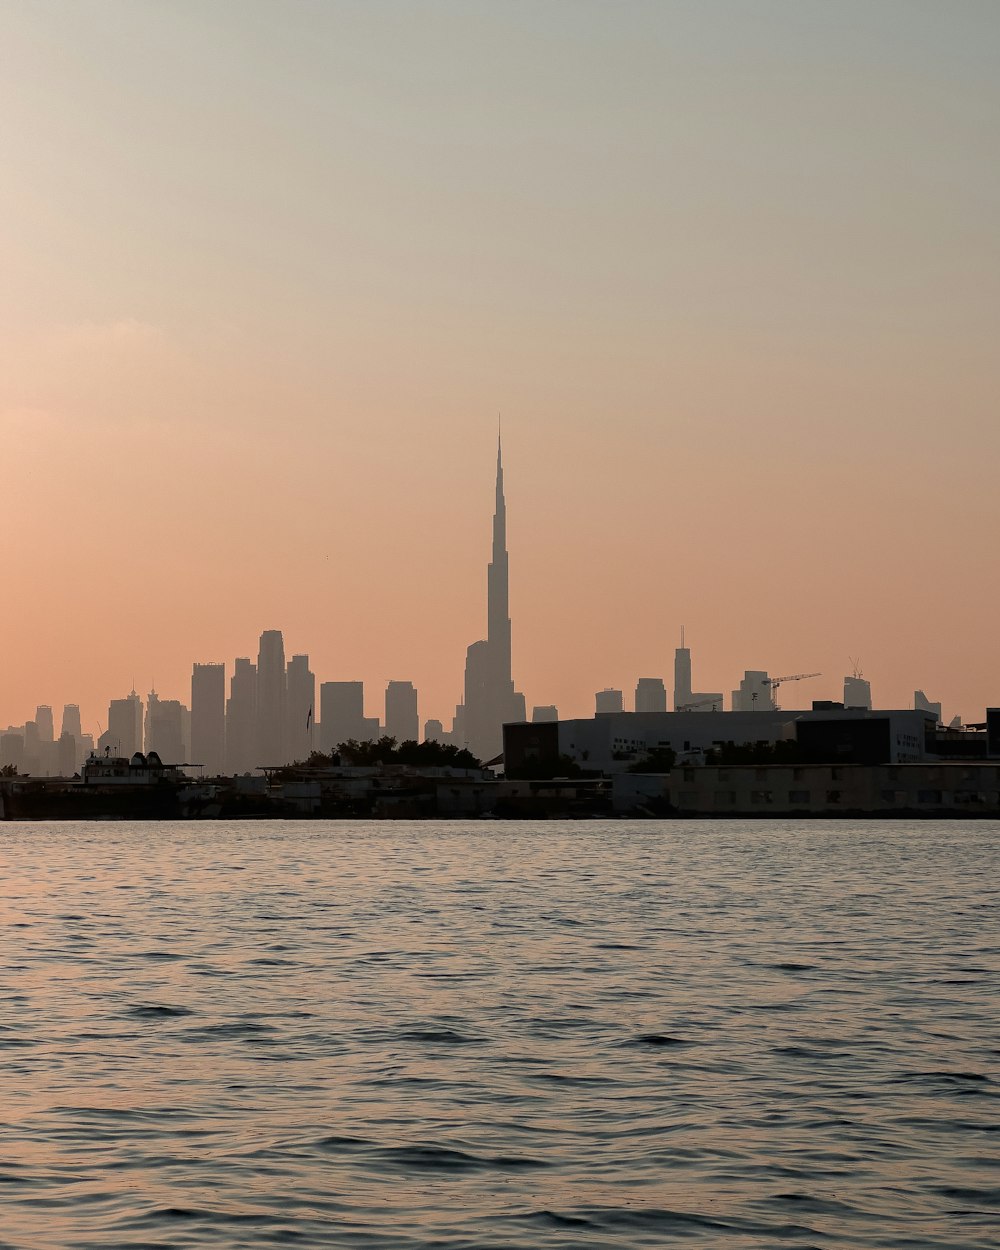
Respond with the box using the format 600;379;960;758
764;671;821;711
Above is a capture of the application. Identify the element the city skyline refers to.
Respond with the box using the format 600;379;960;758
2;3;999;729
1;427;981;763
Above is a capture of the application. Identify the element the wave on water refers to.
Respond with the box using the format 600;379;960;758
0;818;996;1249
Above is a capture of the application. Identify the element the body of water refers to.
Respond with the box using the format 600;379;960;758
0;820;996;1248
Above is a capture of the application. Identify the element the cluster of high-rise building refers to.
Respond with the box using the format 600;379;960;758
0;704;89;779
0;437;954;779
0;438;523;776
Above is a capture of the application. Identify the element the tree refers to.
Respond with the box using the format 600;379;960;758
0;763;17;777
282;737;484;772
506;754;584;781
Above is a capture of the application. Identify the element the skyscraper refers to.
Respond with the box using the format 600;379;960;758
595;688;624;715
107;690;143;757
673;633;723;711
385;680;418;743
319;681;370;753
60;704;82;739
226;658;257;773
461;435;526;763
731;671;775;712
35;706;54;742
634;678;667;713
286;654;315;763
256;630;287;765
843;674;872;711
145;691;186;762
673;637;693;710
57;732;76;777
191;662;226;774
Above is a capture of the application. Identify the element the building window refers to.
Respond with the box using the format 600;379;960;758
789;790;810;805
826;790;841;803
751;790;773;805
918;790;943;805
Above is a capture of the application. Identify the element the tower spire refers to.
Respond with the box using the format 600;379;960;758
461;429;521;762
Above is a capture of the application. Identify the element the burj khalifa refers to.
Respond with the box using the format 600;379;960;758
460;434;526;763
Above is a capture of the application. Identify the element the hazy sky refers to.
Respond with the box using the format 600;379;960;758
2;0;998;732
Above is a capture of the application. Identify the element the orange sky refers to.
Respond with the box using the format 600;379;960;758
2;2;999;733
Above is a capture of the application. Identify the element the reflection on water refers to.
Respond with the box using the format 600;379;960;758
0;820;996;1248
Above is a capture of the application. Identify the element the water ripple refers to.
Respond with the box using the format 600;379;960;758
0;818;996;1248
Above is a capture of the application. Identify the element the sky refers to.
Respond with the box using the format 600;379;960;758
2;0;999;734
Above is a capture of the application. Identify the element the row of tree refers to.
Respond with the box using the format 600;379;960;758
290;736;484;772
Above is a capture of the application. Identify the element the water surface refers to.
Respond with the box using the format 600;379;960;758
0;820;996;1248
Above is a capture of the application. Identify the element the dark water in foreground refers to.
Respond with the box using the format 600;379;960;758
0;820;996;1249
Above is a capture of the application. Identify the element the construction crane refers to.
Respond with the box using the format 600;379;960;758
764;672;821;710
677;697;723;712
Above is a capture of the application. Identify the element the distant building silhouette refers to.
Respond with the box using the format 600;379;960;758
674;634;692;708
595;688;624;715
385;681;418;743
105;690;143;757
444;703;465;748
424;718;444;743
286;654;315;763
843;675;872;711
634;678;667;714
61;704;82;739
1;733;25;772
461;435;526;763
143;689;159;753
532;705;559;723
673;636;723;711
146;690;186;762
57;731;76;777
57;704;85;773
914;689;942;724
319;681;368;753
226;658;257;773
256;630;287;765
731;671;774;712
35;705;54;743
191;663;226;775
23;720;40;773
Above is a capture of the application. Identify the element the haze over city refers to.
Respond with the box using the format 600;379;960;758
3;1;999;732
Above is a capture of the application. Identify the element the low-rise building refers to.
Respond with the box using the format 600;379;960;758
629;761;1000;818
504;707;944;775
